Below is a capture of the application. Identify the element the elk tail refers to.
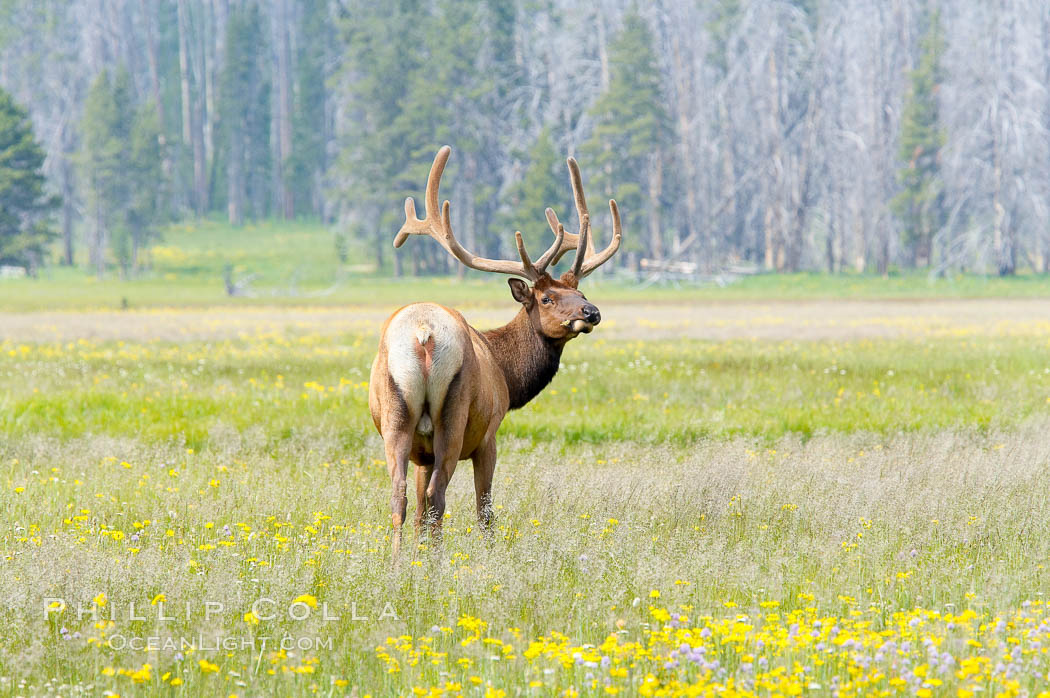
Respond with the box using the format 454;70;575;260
414;322;435;436
415;324;431;346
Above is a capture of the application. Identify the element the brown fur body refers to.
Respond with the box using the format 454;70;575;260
370;145;620;556
369;276;599;554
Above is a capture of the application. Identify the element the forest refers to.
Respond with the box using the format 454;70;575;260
1;0;1049;278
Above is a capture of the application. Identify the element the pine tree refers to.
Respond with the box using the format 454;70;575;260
503;128;563;257
77;68;167;278
221;4;270;225
473;0;520;257
118;103;166;275
287;0;330;218
108;68;137;275
77;69;126;278
892;9;946;268
583;9;669;263
706;0;742;74
0;86;57;272
334;0;425;273
390;0;488;275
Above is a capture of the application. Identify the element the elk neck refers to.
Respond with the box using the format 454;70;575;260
480;306;565;410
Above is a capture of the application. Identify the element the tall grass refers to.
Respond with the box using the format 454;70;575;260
3;306;1050;694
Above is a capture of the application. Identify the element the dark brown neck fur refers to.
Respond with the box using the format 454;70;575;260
480;307;565;410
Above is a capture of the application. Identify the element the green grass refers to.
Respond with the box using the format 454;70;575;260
5;218;1050;311
3;333;1048;447
4;221;1050;694
150;218;344;284
4;309;1050;695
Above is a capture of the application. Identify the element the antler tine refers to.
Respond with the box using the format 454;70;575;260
569;213;590;280
578;199;622;278
532;208;572;271
542;159;603;267
567;157;597;260
394;145;451;248
514;231;534;270
395;146;541;281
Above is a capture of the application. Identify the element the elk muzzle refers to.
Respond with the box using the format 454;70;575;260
567;304;601;334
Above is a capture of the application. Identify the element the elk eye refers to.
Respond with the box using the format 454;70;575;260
541;296;552;305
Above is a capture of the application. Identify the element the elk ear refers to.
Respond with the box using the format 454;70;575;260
508;278;532;304
559;271;580;289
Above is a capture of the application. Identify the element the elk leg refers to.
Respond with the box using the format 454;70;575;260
414;464;432;540
472;438;496;532
424;447;460;540
383;430;411;559
428;405;467;540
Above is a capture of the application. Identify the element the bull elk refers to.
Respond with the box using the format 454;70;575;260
368;145;622;555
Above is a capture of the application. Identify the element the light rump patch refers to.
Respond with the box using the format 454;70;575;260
385;305;464;429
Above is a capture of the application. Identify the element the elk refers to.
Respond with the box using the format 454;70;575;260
368;145;622;556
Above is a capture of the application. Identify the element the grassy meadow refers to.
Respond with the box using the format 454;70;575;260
4;221;1050;696
8;218;1050;311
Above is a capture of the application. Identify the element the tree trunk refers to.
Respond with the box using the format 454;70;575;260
458;153;479;280
719;99;737;263
877;231;889;277
131;228;141;275
992;135;1014;275
763;51;784;271
785;90;818;273
1043;10;1050;273
177;0;208;214
192;99;208;213
916;213;931;268
374;223;384;272
647;150;663;259
140;0;170;179
595;8;610;91
825;208;836;274
94;198;106;280
177;0;193;148
854;217;867;273
60;134;75;265
202;0;215;166
228;132;244;226
667;28;695;260
210;0;228;199
192;10;209;216
274;0;295;219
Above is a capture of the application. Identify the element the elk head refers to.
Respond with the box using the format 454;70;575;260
394;145;622;343
507;275;600;341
